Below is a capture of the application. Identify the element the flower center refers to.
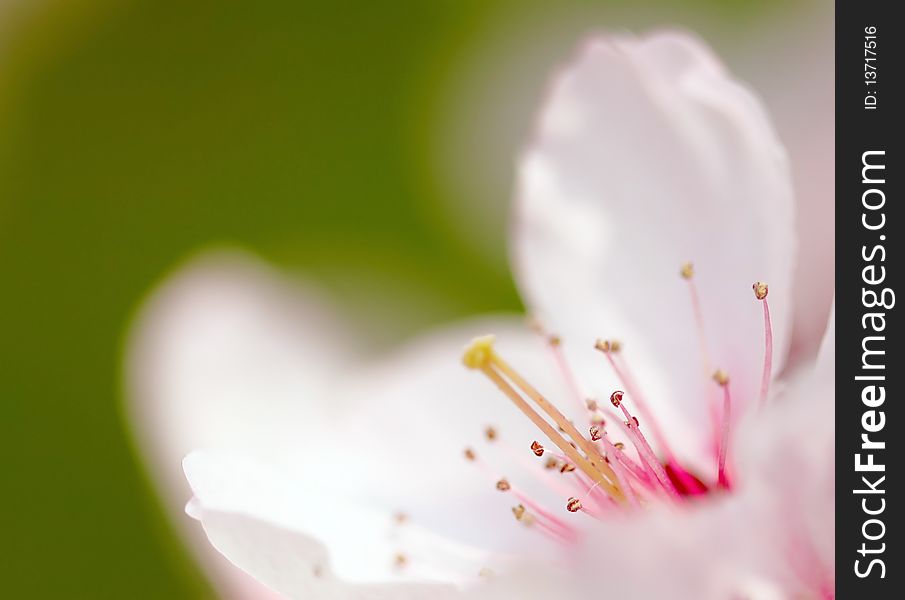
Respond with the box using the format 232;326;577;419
460;265;774;539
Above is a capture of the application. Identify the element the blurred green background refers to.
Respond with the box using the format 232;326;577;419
1;0;815;597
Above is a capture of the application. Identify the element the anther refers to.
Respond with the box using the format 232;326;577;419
614;442;625;450
589;425;602;441
753;281;769;300
586;399;599;411
548;335;561;347
566;497;583;513
393;512;408;525
464;447;476;461
560;463;576;473
531;441;545;457
462;335;496;369
610;390;624;407
496;478;511;492
478;567;495;579
680;261;694;279
512;504;526;521
545;457;559;470
394;553;408;569
484;426;498;442
712;369;729;387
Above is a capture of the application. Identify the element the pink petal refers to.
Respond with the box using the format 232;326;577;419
513;30;797;466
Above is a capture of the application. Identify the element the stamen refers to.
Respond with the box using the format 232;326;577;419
464;447;476;462
484;426;498;442
545;457;559;470
544;331;596;417
596;343;678;468
496;478;511;492
596;432;641;508
393;512;408;525
566;497;582;513
714;369;732;488
611;391;681;501
753;281;773;406
394;553;408;569
589;425;602;441
681;261;713;376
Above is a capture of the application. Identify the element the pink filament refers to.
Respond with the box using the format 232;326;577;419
759;298;774;406
596;435;641;509
547;338;590;417
717;383;732;488
603;352;676;465
616;401;681;501
685;277;712;376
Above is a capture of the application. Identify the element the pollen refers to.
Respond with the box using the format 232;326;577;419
566;497;583;512
753;281;769;300
712;369;730;386
531;441;545;456
463;335;496;369
680;261;694;279
496;478;511;492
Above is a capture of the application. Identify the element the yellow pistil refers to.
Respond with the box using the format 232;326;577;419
463;337;625;502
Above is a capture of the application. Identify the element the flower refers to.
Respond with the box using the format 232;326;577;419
128;30;834;599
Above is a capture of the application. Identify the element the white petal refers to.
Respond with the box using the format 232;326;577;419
125;249;356;596
184;450;496;598
513;30;796;465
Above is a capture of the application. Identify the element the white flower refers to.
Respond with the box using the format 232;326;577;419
128;30;834;599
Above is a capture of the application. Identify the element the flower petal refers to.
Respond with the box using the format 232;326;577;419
184;450;494;598
513;30;796;465
125;249;357;596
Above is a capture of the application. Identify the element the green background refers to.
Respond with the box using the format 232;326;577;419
1;0;790;597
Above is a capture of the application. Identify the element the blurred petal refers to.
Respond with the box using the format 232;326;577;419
185;450;491;598
734;369;835;595
513;30;796;465
126;249;356;596
815;299;834;380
